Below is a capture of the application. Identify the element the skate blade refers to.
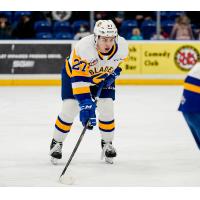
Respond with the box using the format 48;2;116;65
51;157;58;165
105;157;114;164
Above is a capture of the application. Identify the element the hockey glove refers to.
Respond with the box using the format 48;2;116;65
79;99;96;130
104;67;122;87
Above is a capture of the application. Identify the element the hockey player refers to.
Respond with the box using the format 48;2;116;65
178;61;200;150
50;20;128;164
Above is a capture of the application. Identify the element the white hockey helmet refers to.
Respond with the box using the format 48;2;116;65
94;20;118;38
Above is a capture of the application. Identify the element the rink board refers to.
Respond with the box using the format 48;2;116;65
0;40;199;85
0;74;185;85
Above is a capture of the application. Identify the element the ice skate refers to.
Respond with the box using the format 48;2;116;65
101;140;117;164
50;139;63;165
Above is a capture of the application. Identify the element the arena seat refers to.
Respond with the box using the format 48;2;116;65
72;20;89;33
168;11;185;20
141;20;156;39
161;20;175;34
34;20;52;33
53;21;72;33
13;11;32;21
152;11;168;21
119;20;138;39
54;32;74;39
36;32;53;39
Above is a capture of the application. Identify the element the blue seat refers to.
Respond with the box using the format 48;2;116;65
153;11;168;21
141;20;156;39
72;20;89;33
54;32;74;39
34;20;52;33
161;20;175;34
168;11;185;20
36;32;53;39
159;11;169;20
119;20;138;39
14;11;32;21
120;20;138;30
53;21;72;33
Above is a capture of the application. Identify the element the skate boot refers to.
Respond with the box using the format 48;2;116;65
49;139;63;165
101;140;117;164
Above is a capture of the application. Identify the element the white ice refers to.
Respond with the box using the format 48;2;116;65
0;86;200;186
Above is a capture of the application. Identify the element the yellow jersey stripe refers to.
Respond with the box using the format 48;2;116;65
184;83;200;94
56;119;71;131
99;122;115;130
72;70;90;77
73;86;90;95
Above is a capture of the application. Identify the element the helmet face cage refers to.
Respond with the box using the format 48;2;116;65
94;20;118;45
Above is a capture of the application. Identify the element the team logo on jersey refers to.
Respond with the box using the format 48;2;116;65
90;72;109;84
89;59;98;66
174;46;199;71
89;66;114;75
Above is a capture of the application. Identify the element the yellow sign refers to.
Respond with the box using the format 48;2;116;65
120;42;200;75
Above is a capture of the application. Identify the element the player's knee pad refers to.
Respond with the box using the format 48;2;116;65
59;99;79;123
97;98;114;121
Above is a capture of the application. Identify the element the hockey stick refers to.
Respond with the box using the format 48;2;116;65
59;82;104;184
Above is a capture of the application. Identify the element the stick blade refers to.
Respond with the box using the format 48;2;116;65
59;174;75;185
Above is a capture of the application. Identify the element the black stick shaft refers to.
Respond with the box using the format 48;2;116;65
60;122;88;177
60;83;103;178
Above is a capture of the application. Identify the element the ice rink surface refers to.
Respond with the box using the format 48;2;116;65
0;85;200;186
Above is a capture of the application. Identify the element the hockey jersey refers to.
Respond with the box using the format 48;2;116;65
178;62;200;112
64;34;128;101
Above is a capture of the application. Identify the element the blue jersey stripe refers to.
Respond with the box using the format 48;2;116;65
185;76;200;87
178;89;200;112
71;76;90;83
74;93;91;101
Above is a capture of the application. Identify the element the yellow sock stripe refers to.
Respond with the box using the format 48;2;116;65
73;86;90;95
99;121;115;130
184;83;200;94
55;118;71;132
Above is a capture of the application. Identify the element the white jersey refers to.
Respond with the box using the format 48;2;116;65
187;62;200;79
65;34;128;99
